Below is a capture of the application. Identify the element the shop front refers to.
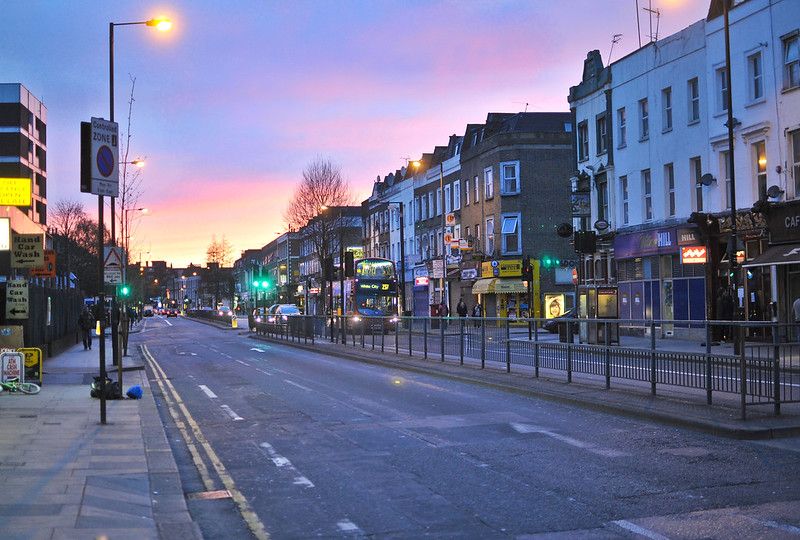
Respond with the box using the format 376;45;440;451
473;259;537;322
614;226;706;334
743;200;800;337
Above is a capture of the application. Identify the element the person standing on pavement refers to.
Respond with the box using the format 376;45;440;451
439;300;449;330
472;302;482;327
456;297;468;318
793;296;800;342
78;306;95;350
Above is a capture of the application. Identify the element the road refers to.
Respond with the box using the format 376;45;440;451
136;315;800;538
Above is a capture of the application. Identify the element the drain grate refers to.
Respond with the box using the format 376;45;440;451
186;489;232;500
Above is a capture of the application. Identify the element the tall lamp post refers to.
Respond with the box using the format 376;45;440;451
99;16;170;424
387;201;406;315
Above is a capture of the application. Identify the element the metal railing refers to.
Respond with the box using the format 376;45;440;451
248;314;800;420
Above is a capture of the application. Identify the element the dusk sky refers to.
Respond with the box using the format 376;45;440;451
1;0;706;267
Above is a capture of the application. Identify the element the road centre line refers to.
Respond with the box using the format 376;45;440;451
221;405;244;421
199;385;218;399
511;422;628;458
255;368;273;376
142;345;270;539
611;520;669;540
284;379;312;392
236;359;250;366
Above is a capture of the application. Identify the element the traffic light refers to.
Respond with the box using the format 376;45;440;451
541;256;553;269
118;284;130;297
522;256;533;280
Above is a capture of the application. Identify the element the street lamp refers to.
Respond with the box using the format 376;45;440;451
97;15;171;424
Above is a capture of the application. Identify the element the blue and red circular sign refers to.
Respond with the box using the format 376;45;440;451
96;145;115;177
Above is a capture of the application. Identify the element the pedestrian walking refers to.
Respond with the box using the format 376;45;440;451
439;300;449;330
78;306;95;350
456;297;468;318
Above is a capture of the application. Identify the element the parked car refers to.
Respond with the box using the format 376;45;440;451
543;307;577;334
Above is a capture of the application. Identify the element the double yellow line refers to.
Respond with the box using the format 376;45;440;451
142;345;270;540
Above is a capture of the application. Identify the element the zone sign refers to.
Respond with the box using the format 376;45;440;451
80;117;119;197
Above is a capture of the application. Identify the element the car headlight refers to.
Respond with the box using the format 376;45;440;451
390;317;399;323
256;317;262;323
352;316;361;322
282;315;288;321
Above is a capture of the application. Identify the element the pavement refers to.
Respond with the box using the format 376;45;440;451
250;328;800;440
0;328;201;540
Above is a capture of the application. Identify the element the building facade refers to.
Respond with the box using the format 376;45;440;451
569;0;800;333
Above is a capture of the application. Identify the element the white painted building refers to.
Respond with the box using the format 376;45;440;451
569;0;800;329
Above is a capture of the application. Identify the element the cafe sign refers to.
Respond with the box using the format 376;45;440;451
767;199;800;244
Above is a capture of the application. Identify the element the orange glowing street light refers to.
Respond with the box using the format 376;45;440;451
146;18;173;31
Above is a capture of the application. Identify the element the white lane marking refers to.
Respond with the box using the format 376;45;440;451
511;423;628;457
612;520;669;540
255;368;273;376
163;319;173;327
754;519;800;535
293;476;315;488
236;359;250;367
198;385;218;399
250;347;266;353
337;519;361;533
221;353;233;359
220;405;243;421
259;442;314;489
284;379;312;392
191;352;197;356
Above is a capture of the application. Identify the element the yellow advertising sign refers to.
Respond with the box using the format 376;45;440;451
498;259;522;277
0;178;32;206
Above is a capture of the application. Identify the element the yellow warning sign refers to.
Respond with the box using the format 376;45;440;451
0;178;32;206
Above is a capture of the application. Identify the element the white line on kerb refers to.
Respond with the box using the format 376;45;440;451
284;380;312;392
612;520;669;540
198;385;217;399
337;519;361;533
220;405;243;421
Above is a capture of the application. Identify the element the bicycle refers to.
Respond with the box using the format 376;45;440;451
0;378;41;395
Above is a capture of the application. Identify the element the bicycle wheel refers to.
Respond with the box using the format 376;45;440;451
19;382;41;395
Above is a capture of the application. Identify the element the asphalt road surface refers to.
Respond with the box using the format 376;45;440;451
136;315;800;538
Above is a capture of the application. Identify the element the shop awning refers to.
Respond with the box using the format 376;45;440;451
471;278;528;294
472;278;495;295
493;279;528;294
742;243;800;267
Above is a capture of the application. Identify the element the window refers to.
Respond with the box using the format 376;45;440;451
453;180;461;210
665;163;675;217
454;224;461;241
720;150;732;208
596;113;608;154
485;217;495;255
436;188;442;216
464;178;470;205
642;169;652;221
428;192;434;219
784;34;800;89
484;167;494;199
639;98;649;140
578;121;589;161
419;196;426;221
754;141;767;200
414;197;421;222
688;77;700;123
473;175;480;203
501;214;521;254
596;176;608;222
748;52;763;101
662;87;672;131
691;156;703;211
444;185;452;214
617;107;626;147
792;131;800;198
474;223;481;246
716;67;729;113
620;175;629;225
500;161;520;194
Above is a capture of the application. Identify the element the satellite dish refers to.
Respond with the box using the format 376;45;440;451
699;173;716;186
767;185;785;199
556;223;574;238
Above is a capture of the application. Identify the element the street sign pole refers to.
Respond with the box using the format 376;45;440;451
98;196;107;425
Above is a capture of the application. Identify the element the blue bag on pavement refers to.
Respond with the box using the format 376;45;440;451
126;385;143;399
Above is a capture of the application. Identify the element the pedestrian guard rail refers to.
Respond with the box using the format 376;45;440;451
249;314;800;420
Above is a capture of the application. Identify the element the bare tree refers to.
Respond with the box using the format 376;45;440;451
116;75;146;260
284;157;353;314
50;199;110;294
206;235;233;267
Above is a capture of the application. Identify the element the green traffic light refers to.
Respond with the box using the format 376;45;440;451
120;285;130;296
252;281;259;288
261;281;269;288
